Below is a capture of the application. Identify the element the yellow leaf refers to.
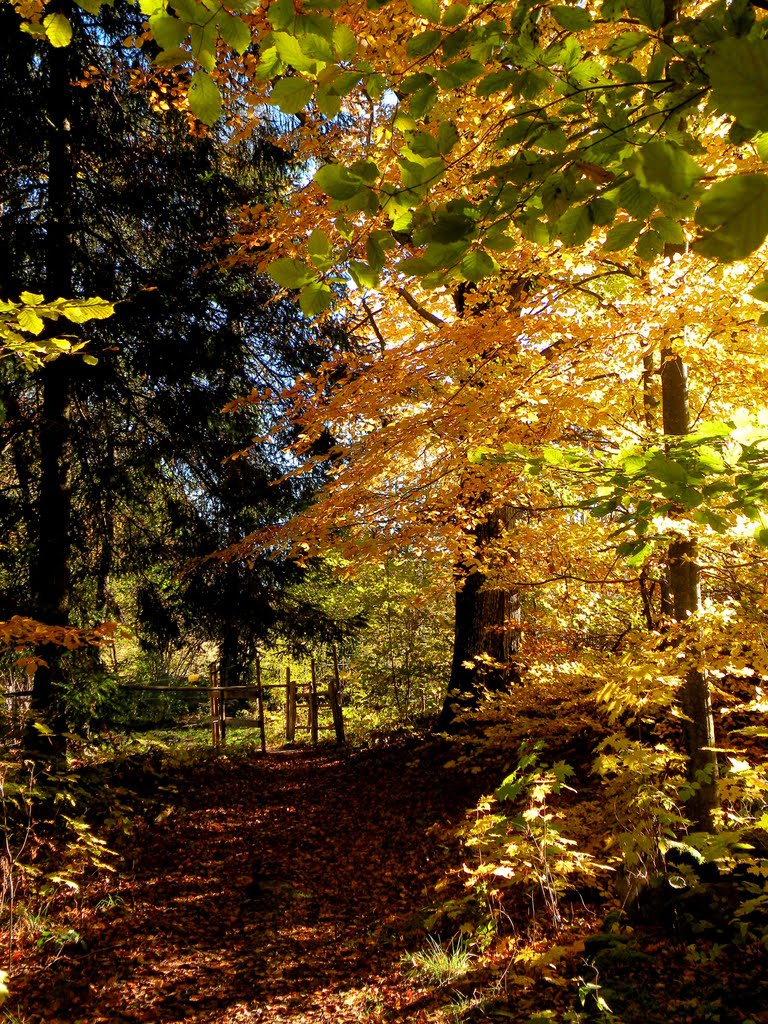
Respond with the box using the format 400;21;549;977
44;12;73;47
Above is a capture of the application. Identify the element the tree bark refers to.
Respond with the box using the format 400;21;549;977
661;347;719;830
26;10;77;756
437;510;521;730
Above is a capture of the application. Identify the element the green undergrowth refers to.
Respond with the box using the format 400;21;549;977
407;671;768;1024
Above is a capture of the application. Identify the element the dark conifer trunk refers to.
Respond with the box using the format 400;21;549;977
27;10;77;752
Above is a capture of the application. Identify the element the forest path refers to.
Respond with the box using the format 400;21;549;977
17;743;491;1024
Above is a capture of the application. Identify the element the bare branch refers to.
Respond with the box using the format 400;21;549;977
395;287;446;327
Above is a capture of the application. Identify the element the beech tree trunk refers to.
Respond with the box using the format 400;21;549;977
437;511;521;730
661;347;719;830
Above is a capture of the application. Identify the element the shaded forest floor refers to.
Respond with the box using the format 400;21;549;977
8;742;500;1024
6;730;768;1024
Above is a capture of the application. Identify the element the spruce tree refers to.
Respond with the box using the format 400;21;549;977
0;3;329;745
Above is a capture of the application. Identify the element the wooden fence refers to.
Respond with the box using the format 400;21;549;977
205;655;346;749
2;654;346;751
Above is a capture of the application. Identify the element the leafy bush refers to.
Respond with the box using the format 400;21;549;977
463;741;608;931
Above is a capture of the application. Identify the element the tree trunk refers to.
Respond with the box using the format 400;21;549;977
26;12;77;756
437;510;521;730
661;347;719;830
94;436;116;620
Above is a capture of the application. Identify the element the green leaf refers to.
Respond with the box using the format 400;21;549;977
365;73;388;99
349;260;380;288
188;70;222;125
297;12;335;40
625;542;652;567
409;83;439;118
634;141;703;198
422;240;468;268
299;31;335;61
600;0;625;19
410;132;439;158
537;127;568;153
434;58;486;89
616;177;657;219
694;174;768;262
149;15;188;50
401;72;433;94
437;121;460;154
552;5;592;30
308;228;334;270
168;0;197;21
316;88;342;118
603;220;643;251
627;0;664;30
218;12;251;54
750;279;768;302
272;31;317;70
268;258;316;289
755;132;768;162
268;77;314;114
335;216;354;239
520;218;550;245
606;31;649;58
333;22;357;59
43;12;73;46
400;155;445;195
331;70;363;96
708;38;768;132
460;249;499;283
588;197;617;227
417;210;475;244
635;228;664;261
476;69;516;97
484;227;516;251
442;3;467;26
556;205;593;245
315;163;365;200
693;508;728;532
256;47;282;80
299;282;332;316
408;0;441;23
189;24;217;70
645;451;689;485
268;0;296;30
349;159;379;184
406;29;443;58
366;235;385;272
612;60;643;84
651;215;685;244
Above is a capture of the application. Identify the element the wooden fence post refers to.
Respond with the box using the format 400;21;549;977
219;666;227;747
256;656;266;753
285;665;296;743
209;662;219;749
330;646;346;746
310;658;319;746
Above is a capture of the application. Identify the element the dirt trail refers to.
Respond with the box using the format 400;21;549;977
13;744;490;1024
